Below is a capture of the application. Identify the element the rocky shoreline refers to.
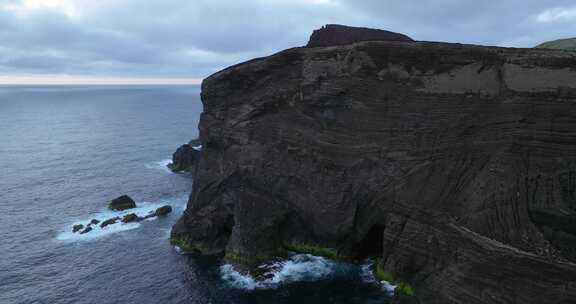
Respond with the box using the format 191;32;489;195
171;25;576;303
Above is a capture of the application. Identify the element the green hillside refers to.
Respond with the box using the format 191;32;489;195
535;38;576;51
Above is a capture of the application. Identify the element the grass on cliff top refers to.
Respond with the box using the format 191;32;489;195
535;38;576;51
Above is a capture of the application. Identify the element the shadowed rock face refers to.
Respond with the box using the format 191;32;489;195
306;24;413;47
168;143;200;173
172;37;576;303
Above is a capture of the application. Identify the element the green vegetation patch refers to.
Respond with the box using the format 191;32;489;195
374;261;415;296
225;251;271;266
535;38;576;51
283;241;339;259
170;234;196;253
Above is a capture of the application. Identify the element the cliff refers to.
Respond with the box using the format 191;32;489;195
172;29;576;303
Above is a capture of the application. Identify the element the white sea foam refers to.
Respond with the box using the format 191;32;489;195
192;145;202;151
359;259;397;295
56;198;184;242
220;253;336;290
57;221;141;242
360;259;376;283
265;253;334;284
221;264;259;290
144;159;172;172
381;281;397;294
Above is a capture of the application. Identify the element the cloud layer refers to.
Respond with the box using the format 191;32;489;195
1;0;576;80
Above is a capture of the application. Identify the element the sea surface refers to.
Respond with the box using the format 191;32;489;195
0;85;391;304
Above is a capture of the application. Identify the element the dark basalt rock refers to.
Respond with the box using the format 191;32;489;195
155;205;172;217
188;138;202;147
72;224;84;233
168;143;201;173
100;217;120;228
80;226;93;234
306;24;413;47
172;27;576;303
122;213;140;223
108;195;136;211
90;219;100;225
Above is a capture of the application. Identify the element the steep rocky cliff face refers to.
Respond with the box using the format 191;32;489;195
172;36;576;303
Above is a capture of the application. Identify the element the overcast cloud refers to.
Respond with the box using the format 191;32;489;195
1;0;576;80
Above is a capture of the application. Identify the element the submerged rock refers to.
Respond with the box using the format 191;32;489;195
108;195;136;211
122;213;140;223
100;217;120;228
155;205;172;217
172;25;576;303
90;219;100;225
80;226;93;234
72;224;84;233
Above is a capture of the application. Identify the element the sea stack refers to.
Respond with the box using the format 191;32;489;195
172;25;576;303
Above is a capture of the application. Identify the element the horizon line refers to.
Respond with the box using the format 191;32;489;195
0;75;203;85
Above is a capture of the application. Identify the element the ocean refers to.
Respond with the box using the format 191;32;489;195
0;85;391;304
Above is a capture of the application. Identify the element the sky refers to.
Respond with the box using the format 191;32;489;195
1;0;576;84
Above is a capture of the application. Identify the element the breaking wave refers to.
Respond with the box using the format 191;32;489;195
220;253;338;290
144;159;172;172
360;259;397;295
220;255;399;294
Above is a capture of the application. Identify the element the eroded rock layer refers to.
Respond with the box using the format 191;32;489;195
172;40;576;303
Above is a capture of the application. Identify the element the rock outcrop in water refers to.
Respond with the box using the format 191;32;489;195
172;26;576;303
155;205;172;216
108;195;136;211
168;139;201;173
71;195;173;234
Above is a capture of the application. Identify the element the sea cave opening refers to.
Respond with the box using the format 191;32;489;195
355;224;385;259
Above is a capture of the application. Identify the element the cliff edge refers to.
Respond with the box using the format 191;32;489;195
172;27;576;303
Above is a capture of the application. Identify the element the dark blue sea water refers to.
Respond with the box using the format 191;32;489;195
0;85;391;304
